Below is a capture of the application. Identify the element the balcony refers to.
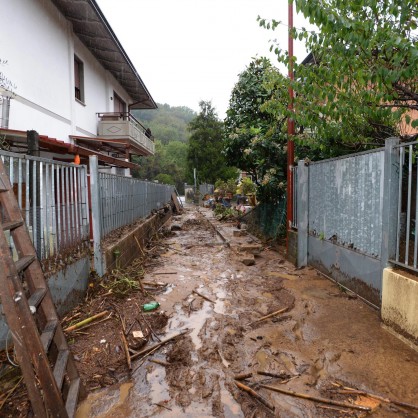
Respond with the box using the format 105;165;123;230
97;112;155;156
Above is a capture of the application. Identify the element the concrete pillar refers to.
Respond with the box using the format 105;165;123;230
380;137;400;272
89;155;104;277
297;159;309;267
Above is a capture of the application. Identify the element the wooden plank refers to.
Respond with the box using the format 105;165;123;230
65;377;81;418
54;349;69;389
15;254;36;273
2;219;24;231
171;192;181;213
28;288;47;308
40;319;58;352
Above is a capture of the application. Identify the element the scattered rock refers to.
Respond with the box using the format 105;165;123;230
239;244;263;254
241;254;255;266
233;229;247;237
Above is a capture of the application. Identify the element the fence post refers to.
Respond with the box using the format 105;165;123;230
89;155;105;277
380;137;400;272
297;160;309;267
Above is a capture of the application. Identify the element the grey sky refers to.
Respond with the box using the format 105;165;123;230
96;0;311;118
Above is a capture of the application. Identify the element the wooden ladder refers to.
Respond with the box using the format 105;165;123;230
0;159;82;417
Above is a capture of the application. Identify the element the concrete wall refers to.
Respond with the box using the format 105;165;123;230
105;208;172;272
0;255;90;351
1;0;131;140
287;229;298;265
382;268;418;349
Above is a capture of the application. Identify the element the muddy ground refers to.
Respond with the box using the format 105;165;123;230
1;205;418;417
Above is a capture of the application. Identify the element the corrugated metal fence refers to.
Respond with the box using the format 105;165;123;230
0;150;89;260
308;149;385;258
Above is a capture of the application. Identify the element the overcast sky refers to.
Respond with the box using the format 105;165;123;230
96;0;312;118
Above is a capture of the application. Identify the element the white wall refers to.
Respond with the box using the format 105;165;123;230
0;0;133;142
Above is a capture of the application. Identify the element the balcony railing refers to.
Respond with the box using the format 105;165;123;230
97;112;155;155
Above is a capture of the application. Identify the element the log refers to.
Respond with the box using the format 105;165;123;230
247;307;288;326
257;370;291;379
192;289;215;304
64;310;109;332
235;381;275;412
131;331;187;360
259;384;371;411
234;372;253;380
335;384;418;411
120;332;131;370
149;359;171;367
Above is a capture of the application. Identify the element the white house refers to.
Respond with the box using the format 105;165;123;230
0;0;157;171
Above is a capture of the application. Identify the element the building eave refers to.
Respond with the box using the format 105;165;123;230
50;0;157;110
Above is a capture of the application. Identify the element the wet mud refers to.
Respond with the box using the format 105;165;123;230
76;206;418;418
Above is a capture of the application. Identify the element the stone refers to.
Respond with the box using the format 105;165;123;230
241;254;255;266
233;229;247;237
239;243;262;254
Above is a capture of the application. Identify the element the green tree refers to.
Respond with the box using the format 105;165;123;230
259;0;415;148
133;140;188;192
223;58;288;202
187;101;237;184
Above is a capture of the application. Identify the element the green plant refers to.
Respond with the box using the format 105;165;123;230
241;177;256;195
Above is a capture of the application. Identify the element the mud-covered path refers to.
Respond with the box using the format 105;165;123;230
76;206;418;418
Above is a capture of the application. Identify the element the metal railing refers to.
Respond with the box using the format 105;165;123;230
291;165;298;229
392;140;418;271
0;150;89;260
98;172;174;237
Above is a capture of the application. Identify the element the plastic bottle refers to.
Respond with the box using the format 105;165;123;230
142;301;160;311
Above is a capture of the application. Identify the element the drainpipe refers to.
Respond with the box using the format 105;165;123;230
1;96;11;128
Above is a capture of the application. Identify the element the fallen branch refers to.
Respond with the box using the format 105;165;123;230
259;384;371;411
72;313;113;332
0;377;23;410
64;310;109;332
192;289;215;304
247;307;288;326
149;359;170;367
257;370;291;380
154;402;172;411
154;272;177;275
139;312;161;342
235;381;275;412
234;372;253;380
317;405;350;414
131;331;188;360
120;332;131;370
333;382;418;411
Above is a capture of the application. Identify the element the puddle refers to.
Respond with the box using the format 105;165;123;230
146;366;169;404
76;382;133;418
167;303;213;350
220;382;244;418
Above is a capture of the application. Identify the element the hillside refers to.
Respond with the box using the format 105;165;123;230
132;103;197;192
133;103;196;144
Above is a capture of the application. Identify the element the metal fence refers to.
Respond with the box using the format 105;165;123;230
0;150;89;260
392;140;418;272
98;172;174;237
308;148;385;258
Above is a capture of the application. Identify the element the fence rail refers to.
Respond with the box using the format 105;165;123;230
0;150;89;260
98;172;174;237
392;141;418;272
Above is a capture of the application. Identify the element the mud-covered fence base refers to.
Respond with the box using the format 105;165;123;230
104;206;173;272
241;201;286;242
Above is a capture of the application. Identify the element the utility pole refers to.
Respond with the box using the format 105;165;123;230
287;0;295;249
